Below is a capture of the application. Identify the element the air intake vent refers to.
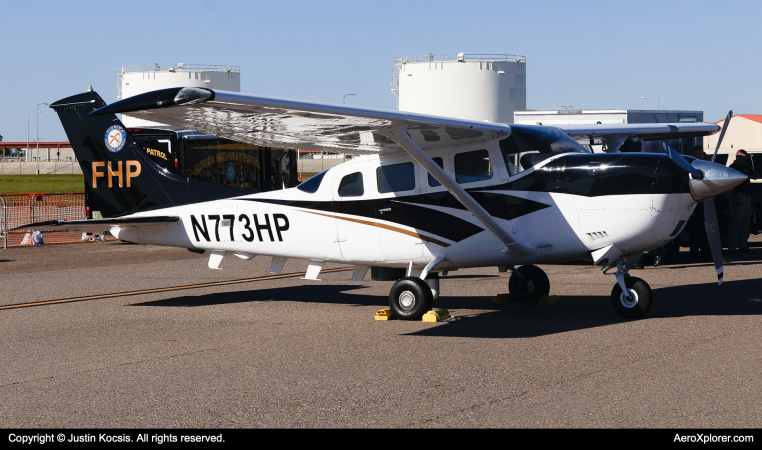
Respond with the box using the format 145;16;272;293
586;231;609;242
669;220;686;238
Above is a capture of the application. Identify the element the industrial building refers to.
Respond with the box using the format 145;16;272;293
0;142;74;163
0;142;78;175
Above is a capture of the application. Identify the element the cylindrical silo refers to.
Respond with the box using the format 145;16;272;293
116;63;240;127
393;53;526;124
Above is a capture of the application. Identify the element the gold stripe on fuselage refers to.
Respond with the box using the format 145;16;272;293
303;211;451;248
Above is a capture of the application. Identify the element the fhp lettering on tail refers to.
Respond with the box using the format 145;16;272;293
91;161;142;188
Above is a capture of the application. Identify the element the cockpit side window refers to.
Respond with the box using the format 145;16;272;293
499;124;590;175
297;170;327;193
455;149;492;184
338;172;364;197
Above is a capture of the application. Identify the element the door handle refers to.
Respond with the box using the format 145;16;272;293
378;208;391;213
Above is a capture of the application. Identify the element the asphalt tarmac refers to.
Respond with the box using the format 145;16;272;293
1;237;761;428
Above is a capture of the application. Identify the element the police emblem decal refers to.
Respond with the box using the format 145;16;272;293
226;164;236;180
104;125;127;153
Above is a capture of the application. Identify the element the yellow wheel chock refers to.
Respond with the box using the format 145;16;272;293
375;308;453;322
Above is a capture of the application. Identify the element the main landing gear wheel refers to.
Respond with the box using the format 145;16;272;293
389;277;434;320
508;264;550;303
610;277;653;318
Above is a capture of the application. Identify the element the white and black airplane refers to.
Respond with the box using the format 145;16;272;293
16;88;747;319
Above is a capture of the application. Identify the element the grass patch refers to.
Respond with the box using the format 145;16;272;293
0;175;85;195
299;172;318;181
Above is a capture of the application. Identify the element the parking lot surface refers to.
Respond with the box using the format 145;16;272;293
1;238;761;428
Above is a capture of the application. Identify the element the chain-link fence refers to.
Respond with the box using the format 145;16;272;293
0;192;115;248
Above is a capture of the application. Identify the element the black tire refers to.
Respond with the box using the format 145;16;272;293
610;277;653;318
389;277;434;320
508;264;550;303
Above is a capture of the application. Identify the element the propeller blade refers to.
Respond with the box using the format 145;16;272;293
711;110;733;163
665;143;703;179
704;200;724;285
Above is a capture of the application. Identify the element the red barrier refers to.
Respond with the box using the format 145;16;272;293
1;192;115;246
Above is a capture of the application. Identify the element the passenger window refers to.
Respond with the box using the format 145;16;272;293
338;172;364;197
455;150;492;184
377;162;415;193
428;157;444;187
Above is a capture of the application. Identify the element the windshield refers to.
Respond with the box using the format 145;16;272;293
500;124;590;176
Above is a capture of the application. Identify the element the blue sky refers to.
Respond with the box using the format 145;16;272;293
1;0;759;142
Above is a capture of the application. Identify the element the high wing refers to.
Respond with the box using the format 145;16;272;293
558;123;720;152
95;87;720;154
92;88;510;154
12;216;179;234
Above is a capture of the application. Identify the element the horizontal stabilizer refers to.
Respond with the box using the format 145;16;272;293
12;216;179;234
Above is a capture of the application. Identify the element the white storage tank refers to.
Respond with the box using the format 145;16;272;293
393;53;526;124
116;63;240;127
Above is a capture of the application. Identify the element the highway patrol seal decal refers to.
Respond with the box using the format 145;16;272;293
104;125;127;153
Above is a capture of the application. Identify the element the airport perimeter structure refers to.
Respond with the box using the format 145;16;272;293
0;192;115;248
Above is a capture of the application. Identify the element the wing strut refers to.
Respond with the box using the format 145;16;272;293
385;127;535;257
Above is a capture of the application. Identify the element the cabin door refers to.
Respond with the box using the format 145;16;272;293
331;165;384;264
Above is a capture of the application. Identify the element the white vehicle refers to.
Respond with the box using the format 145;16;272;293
17;89;746;319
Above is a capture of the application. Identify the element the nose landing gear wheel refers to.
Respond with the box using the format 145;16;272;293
610;276;653;318
508;264;550;303
389;277;434;320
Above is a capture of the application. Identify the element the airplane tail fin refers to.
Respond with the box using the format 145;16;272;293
51;90;250;219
